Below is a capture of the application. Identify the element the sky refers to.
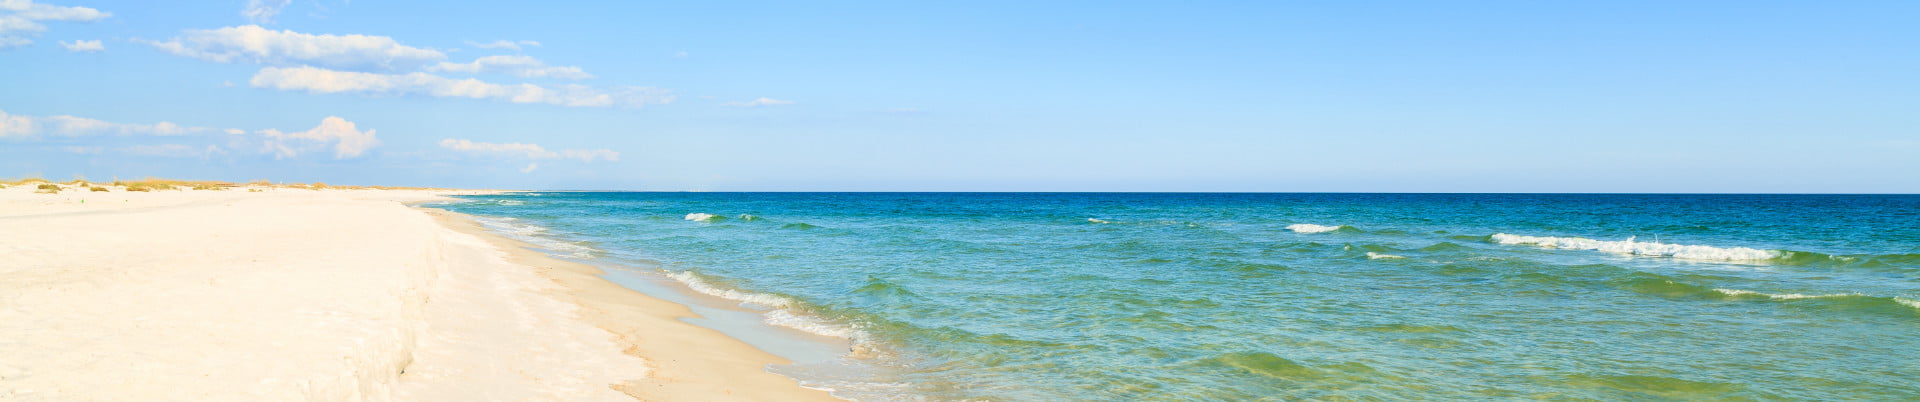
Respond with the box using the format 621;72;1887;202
2;1;1916;192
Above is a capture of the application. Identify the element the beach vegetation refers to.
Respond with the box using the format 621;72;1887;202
90;186;109;192
2;176;51;186
35;183;61;193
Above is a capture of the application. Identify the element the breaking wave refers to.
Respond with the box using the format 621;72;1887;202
468;216;597;259
1713;289;1864;300
664;271;880;354
1287;224;1347;233
1713;288;1920;313
665;270;796;308
684;213;723;222
1490;233;1782;262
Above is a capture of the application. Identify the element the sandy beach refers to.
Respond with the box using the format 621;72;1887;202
0;184;836;401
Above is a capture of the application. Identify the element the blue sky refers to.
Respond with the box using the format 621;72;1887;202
2;1;1916;192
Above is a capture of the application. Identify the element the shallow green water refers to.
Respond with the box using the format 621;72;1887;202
439;193;1920;400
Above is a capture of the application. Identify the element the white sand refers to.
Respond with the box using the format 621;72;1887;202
0;185;834;401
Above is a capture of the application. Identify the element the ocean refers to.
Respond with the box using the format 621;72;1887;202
432;193;1920;400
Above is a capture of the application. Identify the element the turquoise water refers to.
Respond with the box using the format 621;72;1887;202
436;193;1920;400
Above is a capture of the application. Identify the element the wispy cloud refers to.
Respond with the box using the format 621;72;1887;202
240;0;291;24
121;144;223;158
467;39;540;51
0;108;215;138
438;138;619;163
0;0;110;49
427;55;592;80
2;109;379;160
139;25;445;71
725;97;795;107
251;66;672;108
57;38;99;52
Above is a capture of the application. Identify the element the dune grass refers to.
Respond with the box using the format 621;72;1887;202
35;183;61;193
2;176;51;187
10;175;463;192
90;186;109;192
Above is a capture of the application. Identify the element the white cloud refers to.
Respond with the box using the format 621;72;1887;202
438;138;619;163
251;66;672;108
120;144;222;158
427;55;592;80
0;108;215;138
57;38;99;52
2;109;379;160
0;108;31;137
0;0;110;49
725;97;796;107
519;163;539;173
241;0;291;24
467;39;540;51
254;116;379;159
0;0;109;21
140;25;445;71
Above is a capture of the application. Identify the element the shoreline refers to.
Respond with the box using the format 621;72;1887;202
415;207;842;400
0;186;836;400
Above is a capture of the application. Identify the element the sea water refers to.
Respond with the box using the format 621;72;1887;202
434;193;1920;400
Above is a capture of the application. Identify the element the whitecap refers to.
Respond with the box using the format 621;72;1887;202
1088;218;1111;224
1490;233;1781;262
1366;252;1405;259
1287;224;1342;233
1896;297;1920;310
1713;288;1862;300
684;213;722;222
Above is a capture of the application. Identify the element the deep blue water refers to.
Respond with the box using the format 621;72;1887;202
436;193;1920;400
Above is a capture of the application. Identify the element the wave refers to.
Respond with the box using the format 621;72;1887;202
468;216;597;259
1713;288;1920;313
665;271;796;308
663;271;882;355
764;310;873;343
1713;288;1862;300
1287;224;1349;233
684;213;723;222
1489;233;1781;262
737;214;762;221
1087;218;1112;224
1366;252;1406;260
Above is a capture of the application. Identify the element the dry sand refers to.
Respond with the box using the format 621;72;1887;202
0;184;838;401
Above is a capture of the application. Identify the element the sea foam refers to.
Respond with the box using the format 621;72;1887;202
684;213;722;222
1366;252;1406;260
1287;224;1342;233
469;216;597;259
1713;288;1862;300
665;271;880;354
1490;233;1781;262
665;271;796;308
